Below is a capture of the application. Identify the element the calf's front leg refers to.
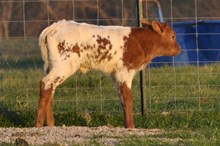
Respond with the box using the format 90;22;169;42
118;82;135;128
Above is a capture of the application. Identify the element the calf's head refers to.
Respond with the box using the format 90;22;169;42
141;18;181;57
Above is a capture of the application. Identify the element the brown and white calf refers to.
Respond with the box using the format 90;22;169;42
36;19;181;128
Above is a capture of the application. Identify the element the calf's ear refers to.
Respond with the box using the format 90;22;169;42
152;21;163;34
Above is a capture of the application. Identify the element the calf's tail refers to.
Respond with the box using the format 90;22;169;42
39;25;55;74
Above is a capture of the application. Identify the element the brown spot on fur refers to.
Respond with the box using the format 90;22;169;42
58;76;65;84
57;41;65;54
59;79;64;84
54;77;61;84
57;41;81;58
71;44;81;57
52;76;64;86
95;35;113;62
99;51;109;62
83;44;93;50
109;44;113;50
96;35;111;49
107;54;112;61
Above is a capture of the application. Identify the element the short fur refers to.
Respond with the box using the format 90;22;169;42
36;19;181;128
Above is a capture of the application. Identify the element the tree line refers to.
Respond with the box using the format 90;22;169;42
0;0;219;38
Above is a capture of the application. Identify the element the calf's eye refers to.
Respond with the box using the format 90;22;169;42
172;35;176;40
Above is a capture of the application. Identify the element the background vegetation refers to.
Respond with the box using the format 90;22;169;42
0;0;220;38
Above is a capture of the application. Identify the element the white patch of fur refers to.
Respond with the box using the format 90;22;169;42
39;20;132;89
112;68;136;105
114;68;136;89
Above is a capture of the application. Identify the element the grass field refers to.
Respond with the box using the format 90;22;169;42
1;56;220;113
120;128;220;145
1;56;220;145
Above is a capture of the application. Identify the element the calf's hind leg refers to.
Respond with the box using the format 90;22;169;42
36;80;54;127
36;68;76;127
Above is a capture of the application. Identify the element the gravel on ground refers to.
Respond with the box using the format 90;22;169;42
0;126;162;145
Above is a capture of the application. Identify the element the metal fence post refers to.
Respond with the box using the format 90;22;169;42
136;0;147;116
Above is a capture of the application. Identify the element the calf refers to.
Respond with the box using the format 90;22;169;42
36;18;181;128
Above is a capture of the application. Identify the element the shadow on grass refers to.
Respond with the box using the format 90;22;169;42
0;102;36;127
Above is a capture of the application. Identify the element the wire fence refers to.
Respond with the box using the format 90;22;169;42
0;0;220;114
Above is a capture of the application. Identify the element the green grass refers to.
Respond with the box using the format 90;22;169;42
118;128;220;146
1;57;220;127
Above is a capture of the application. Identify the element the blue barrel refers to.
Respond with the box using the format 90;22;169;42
198;20;220;63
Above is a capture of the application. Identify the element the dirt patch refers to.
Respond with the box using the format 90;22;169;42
0;126;162;145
